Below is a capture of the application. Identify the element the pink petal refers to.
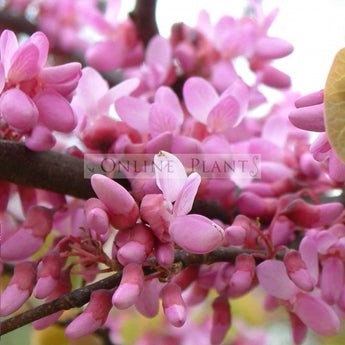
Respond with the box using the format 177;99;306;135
99;77;140;113
256;260;297;300
294;293;340;336
289;103;325;132
154;151;187;203
25;124;56;151
86;40;126;72
169;214;224;254
162;283;186;327
0;30;18;73
112;263;143;309
289;312;307;345
27;31;49;68
65;312;102;339
0;284;30;316
39;62;82;97
255;36;293;59
34;90;76;132
135;279;160;318
320;257;344;305
91;174;139;229
0;62;4;92
146;35;172;82
260;65;291;89
8;43;40;82
183;77;219;124
1;228;43;261
211;296;231;345
155;86;184;125
173;172;201;216
207;95;241;132
295;90;323;108
72;66;109;116
115;96;150;132
149;103;179;137
0;88;38;132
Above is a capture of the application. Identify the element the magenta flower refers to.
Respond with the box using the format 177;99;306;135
65;290;112;339
0;262;36;316
162;282;187;327
256;259;340;337
90;173;139;230
183;76;249;133
112;263;144;309
0;30;81;150
153;151;224;254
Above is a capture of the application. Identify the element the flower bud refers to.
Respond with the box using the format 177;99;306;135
284;250;314;292
115;224;154;265
112;263;144;309
34;252;62;299
162;283;186;327
1;262;35;316
65;290;112;339
91;174;139;230
210;296;231;345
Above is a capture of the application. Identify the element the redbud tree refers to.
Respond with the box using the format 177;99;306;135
1;1;345;344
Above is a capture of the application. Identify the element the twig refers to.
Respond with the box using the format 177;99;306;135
0;247;268;335
129;0;159;46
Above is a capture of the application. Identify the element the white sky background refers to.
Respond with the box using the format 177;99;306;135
120;0;345;96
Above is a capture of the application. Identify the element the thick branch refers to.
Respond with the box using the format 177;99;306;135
1;247;267;335
0;140;98;199
129;0;159;46
0;10;36;34
0;140;230;222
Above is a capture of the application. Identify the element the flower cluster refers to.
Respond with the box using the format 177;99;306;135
0;29;81;150
1;1;345;345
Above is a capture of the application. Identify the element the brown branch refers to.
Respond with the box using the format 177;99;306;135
0;140;230;221
0;9;37;34
0;140;97;199
0;247;268;335
129;0;159;46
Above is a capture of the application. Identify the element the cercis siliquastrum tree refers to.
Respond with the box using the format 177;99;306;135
1;1;345;344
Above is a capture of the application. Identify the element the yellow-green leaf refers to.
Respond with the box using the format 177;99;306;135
324;47;345;162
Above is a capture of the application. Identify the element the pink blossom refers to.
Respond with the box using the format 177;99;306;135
162;283;187;327
256;260;340;337
210;296;231;345
91;173;139;230
0;30;81;150
1;205;53;260
0;262;35;316
115;223;154;266
65;290;112;339
34;252;62;299
112;263;144;309
183;76;249;133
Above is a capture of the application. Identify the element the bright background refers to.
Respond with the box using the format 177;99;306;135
119;0;345;95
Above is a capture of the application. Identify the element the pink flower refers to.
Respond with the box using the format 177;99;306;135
91;173;139;230
65;290;112;339
153;151;224;253
0;262;36;316
256;260;340;337
0;30;81;150
115;223;154;266
183;76;249;133
1;205;53;260
34;252;62;299
112;263;144;309
210;296;231;345
162;283;187;327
